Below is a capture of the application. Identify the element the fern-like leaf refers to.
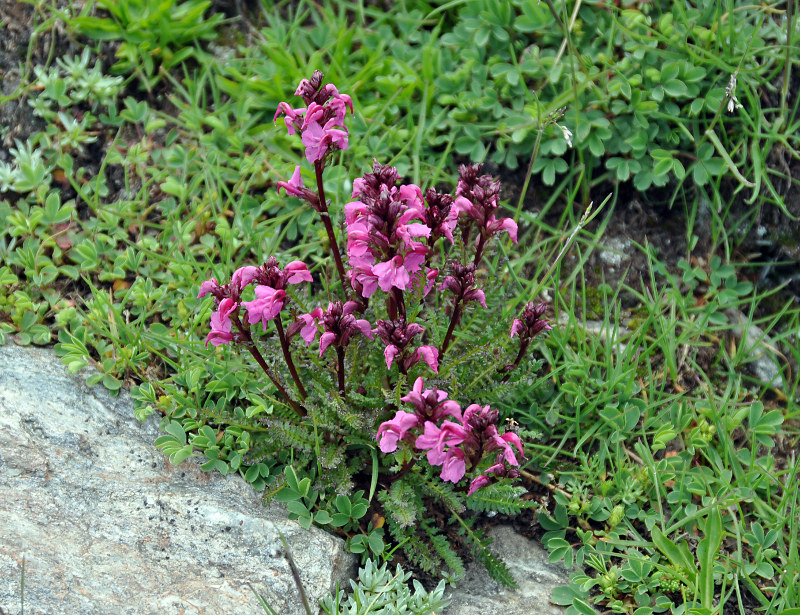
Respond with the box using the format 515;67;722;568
265;419;316;452
428;527;466;582
465;484;537;515
452;509;518;588
420;477;465;514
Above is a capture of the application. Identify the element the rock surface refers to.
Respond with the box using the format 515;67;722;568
0;343;572;615
443;525;570;615
0;344;355;615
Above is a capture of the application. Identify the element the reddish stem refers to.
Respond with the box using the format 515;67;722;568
336;346;346;397
314;161;348;291
234;316;305;417
500;342;529;383
440;299;463;357
274;317;307;399
473;232;487;268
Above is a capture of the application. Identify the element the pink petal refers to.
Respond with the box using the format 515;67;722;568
376;410;419;453
466;289;487;308
319;331;337;357
467;474;490;496
453;196;475;215
414;345;439;373
300;316;318;345
231;266;259;289
277;166;304;198
284;261;313;284
354;319;374;339
439;400;463;422
440;448;466;483
205;330;233;347
406;322;424;338
384;345;400;370
217;297;237;323
198;278;219;298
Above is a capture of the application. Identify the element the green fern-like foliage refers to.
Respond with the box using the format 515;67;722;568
457;515;517;589
465;484;538;515
419;476;465;515
264;418;316;452
427;526;467;583
380;479;421;528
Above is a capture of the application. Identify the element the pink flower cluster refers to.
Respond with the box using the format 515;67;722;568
511;301;551;339
345;161;434;298
198;257;312;346
377;378;524;495
374;318;439;374
453;163;517;264
289;300;373;357
274;70;353;164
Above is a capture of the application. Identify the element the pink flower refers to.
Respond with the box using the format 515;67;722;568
415;421;446;465
288;308;324;346
467;461;519;495
396;222;431;252
277;166;305;198
273;102;306;135
301;118;349;163
292;301;374;358
231;266;259;290
401;377;462;423
204;298;237;347
301;102;326;130
511;302;551;339
440;447;466;483
384;345;401;370
487;430;525;466
283;261;313;284
328;92;353;124
376;410;419;453
243;286;287;330
467;474;491;496
344;200;369;225
411;345;439;373
373;252;426;292
205;311;234;347
349;256;379;298
487;216;518;243
198;278;220;298
423;269;438;297
415;420;468;466
319;331;337;356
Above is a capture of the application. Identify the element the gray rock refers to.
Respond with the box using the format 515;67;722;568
444;525;570;615
0;344;355;615
725;308;785;390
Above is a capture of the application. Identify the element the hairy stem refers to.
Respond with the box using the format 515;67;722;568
314;160;348;291
440;299;463;357
500;342;529;383
336;346;346;397
473;232;487;268
274;317;307;400
392;287;406;319
241;337;305;417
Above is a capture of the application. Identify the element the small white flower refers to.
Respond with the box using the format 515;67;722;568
725;72;743;114
559;124;573;148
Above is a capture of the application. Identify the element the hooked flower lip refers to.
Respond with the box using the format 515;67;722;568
242;286;287;329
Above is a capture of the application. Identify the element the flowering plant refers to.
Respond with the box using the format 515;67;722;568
195;71;551;586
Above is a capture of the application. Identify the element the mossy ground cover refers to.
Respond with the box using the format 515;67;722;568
1;1;799;613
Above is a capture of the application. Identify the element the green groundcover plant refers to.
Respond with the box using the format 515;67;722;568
182;69;550;585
